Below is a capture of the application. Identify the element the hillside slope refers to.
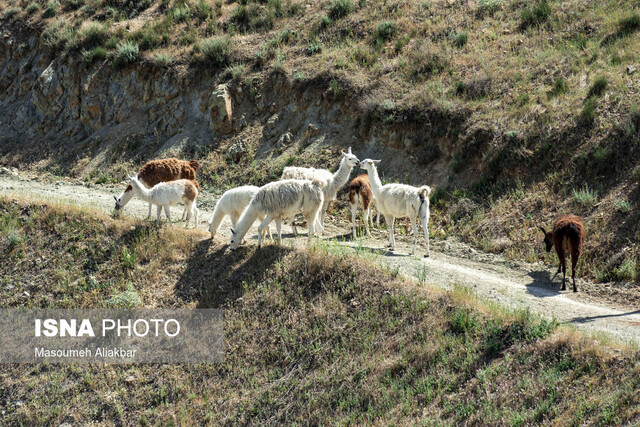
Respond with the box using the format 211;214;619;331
0;0;639;281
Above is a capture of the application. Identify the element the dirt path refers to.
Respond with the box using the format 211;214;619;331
2;171;640;344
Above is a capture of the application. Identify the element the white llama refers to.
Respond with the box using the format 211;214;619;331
209;186;272;241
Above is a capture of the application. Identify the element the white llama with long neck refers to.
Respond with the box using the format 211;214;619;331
359;159;431;256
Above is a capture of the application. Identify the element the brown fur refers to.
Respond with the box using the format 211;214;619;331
541;214;585;292
182;180;199;202
349;174;373;210
125;158;199;193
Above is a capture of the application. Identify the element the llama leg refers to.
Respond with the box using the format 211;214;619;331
184;202;192;228
384;214;395;249
410;217;418;255
164;206;171;223
181;207;187;221
363;208;371;238
257;215;273;248
307;214;315;240
291;216;298;237
147;203;152;219
556;248;566;290
571;252;579;292
156;205;162;223
422;215;430;257
351;204;358;237
193;206;199;229
276;219;283;244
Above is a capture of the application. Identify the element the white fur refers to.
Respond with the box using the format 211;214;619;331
114;177;189;220
128;175;199;228
209;186;272;241
281;147;359;234
229;179;325;250
359;159;431;256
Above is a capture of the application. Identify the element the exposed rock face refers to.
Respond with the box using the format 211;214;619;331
0;23;470;187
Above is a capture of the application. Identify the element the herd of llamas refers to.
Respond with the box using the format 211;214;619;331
113;152;585;292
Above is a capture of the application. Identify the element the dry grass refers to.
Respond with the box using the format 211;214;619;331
1;198;640;424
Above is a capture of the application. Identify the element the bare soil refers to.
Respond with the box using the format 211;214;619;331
2;169;640;344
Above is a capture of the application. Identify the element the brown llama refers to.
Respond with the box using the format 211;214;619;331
349;174;379;237
113;158;200;219
540;214;585;292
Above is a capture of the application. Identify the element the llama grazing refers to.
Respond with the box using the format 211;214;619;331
208;186;272;242
349;174;380;237
540;214;585;292
281;147;360;235
229;179;325;250
114;158;200;219
127;174;199;228
359;159;431;256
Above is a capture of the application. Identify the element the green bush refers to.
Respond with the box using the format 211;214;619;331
328;0;352;19
452;31;468;48
151;53;174;67
194;0;212;20
42;18;76;50
2;7;20;19
113;41;139;68
520;0;550;30
582;97;597;122
79;22;107;47
587;76;608;98
26;2;40;13
618;13;640;36
478;0;503;15
548;77;567;98
81;46;107;64
307;40;322;55
171;3;192;22
199;36;232;66
572;184;598;209
43;0;60;18
374;21;396;44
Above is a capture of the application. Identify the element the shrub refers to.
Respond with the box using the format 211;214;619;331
587;76;607;98
452;31;468;48
548;77;567;98
113;41;139;68
318;14;332;30
151;52;173;67
613;258;637;281
520;0;550;30
42;18;76;50
43;1;60;18
307;40;322;55
572;184;598;209
225;63;245;81
407;44;448;80
374;21;396;45
81;46;107;64
63;0;84;11
2;7;20;19
26;2;40;14
615;200;632;214
268;0;283;17
194;0;212;20
582;97;597;122
79;22;107;48
328;0;352;20
478;0;503;15
199;36;231;66
618;13;640;37
171;3;192;22
108;284;142;308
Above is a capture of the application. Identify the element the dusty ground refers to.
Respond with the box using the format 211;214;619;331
2;169;640;344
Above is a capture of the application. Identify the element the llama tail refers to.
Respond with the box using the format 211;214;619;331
311;178;325;189
208;201;225;238
418;185;431;217
189;160;201;171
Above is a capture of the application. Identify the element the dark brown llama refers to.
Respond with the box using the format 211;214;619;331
540;214;585;292
349;174;379;237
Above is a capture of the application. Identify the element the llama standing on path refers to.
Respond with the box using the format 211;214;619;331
540;215;585;292
209;186;272;242
127;174;199;228
281;147;360;235
229;179;325;250
359;159;431;256
349;173;380;237
114;158;200;219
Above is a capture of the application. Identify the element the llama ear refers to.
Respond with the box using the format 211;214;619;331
372;160;381;164
348;146;352;154
539;226;547;235
113;195;118;201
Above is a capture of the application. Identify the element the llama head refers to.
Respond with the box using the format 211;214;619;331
340;147;360;168
229;228;240;250
114;184;134;212
539;227;554;252
359;159;381;171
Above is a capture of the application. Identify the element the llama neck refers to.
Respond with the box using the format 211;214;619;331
233;204;260;242
130;180;152;201
367;165;383;198
329;157;353;192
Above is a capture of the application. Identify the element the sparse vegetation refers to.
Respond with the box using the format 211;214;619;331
587;77;608;98
328;0;352;20
112;40;139;68
520;0;551;30
572;185;598;209
198;36;231;66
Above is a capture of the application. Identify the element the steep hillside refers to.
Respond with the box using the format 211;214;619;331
2;198;640;425
0;0;639;281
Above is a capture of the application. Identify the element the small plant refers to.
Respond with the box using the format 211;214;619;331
613;258;637;281
81;46;107;64
151;52;173;67
43;0;60;18
587;77;608;98
328;0;352;19
452;31;468;48
120;248;138;271
42;18;76;50
2;7;20;19
478;0;503;15
450;308;478;335
548;77;567;98
615;200;632;214
171;3;192;23
194;0;212;20
374;21;396;45
520;0;550;30
582;97;597;122
199;36;231;66
26;2;40;14
572;184;598;209
79;22;107;48
225;63;245;81
108;283;142;308
113;40;139;68
617;13;640;37
307;40;322;55
318;14;332;30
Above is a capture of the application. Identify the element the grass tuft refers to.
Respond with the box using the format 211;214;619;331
572;184;598;209
520;0;550;30
587;77;608;98
198;36;232;66
112;41;139;68
328;0;352;20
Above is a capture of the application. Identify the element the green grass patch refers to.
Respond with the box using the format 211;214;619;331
112;40;139;68
198;36;232;66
